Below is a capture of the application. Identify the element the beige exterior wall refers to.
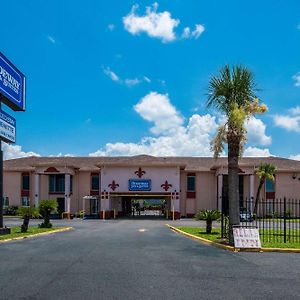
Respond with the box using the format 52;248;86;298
180;172;217;216
3;167;300;216
195;172;217;211
3;172;21;206
101;166;180;193
275;172;300;199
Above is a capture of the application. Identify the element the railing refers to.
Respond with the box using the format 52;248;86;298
221;197;300;244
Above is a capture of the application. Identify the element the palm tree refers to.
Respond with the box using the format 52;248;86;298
39;199;58;228
253;163;276;214
17;207;40;233
207;65;267;244
195;210;221;234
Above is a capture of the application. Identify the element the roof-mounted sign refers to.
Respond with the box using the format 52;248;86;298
0;52;26;111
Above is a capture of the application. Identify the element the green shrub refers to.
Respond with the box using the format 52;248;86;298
195;209;221;234
5;205;18;216
16;207;40;233
39;199;57;228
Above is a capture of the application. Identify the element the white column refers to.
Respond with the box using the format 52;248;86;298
173;192;180;212
34;174;40;207
65;174;71;213
217;175;223;211
249;174;255;212
107;193;111;211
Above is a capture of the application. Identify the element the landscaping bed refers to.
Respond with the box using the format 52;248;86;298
176;226;300;249
0;227;66;241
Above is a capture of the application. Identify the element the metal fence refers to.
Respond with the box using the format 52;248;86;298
221;197;300;244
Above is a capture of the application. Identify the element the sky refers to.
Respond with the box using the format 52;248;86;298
0;0;300;160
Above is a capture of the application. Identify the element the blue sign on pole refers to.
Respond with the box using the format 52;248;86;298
0;109;16;143
0;52;26;111
128;179;152;191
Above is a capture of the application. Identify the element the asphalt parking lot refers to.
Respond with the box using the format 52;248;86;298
0;218;300;300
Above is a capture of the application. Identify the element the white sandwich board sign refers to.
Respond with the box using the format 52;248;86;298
233;226;261;249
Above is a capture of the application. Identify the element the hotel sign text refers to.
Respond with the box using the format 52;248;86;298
128;179;151;191
0;52;26;111
0;109;16;143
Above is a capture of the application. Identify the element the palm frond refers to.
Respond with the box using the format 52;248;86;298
211;124;227;158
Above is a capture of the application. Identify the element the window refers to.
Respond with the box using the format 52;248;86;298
49;174;65;193
91;173;100;191
49;175;73;193
186;173;196;198
22;173;30;190
70;175;73;193
21;197;30;206
266;179;275;192
3;197;9;208
187;175;196;192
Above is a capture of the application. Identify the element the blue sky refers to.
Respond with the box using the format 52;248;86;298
1;0;300;159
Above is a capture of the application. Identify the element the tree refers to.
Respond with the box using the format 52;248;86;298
16;207;40;233
39;199;57;228
253;163;276;213
195;210;221;234
207;65;267;244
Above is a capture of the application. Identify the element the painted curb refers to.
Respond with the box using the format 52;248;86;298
166;224;300;253
0;227;73;244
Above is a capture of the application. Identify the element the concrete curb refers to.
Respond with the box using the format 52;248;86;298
0;227;73;244
166;224;300;253
166;224;235;252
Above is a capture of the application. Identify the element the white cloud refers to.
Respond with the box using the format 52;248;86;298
290;154;300;161
103;67;146;87
108;24;115;31
246;117;272;146
123;3;205;43
273;106;300;133
143;76;151;83
89;114;218;157
292;72;300;87
182;27;191;39
244;147;272;157
123;3;180;42
289;106;300;115
182;24;205;39
134;92;184;135
3;143;40;160
89;92;272;157
49;153;75;157
124;78;141;87
47;35;56;44
103;67;120;82
90;92;219;156
273;114;300;133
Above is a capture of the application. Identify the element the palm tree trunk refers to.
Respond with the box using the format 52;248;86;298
21;215;30;233
206;220;212;234
227;132;240;245
254;179;264;214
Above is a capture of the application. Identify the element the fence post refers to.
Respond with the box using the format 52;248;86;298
283;197;287;243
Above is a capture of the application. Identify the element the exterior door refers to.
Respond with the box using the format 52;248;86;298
57;198;65;215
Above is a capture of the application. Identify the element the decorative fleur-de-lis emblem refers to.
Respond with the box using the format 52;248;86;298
108;180;119;191
161;180;172;191
135;167;146;178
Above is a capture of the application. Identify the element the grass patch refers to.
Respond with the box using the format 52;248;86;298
0;226;64;241
176;227;300;249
